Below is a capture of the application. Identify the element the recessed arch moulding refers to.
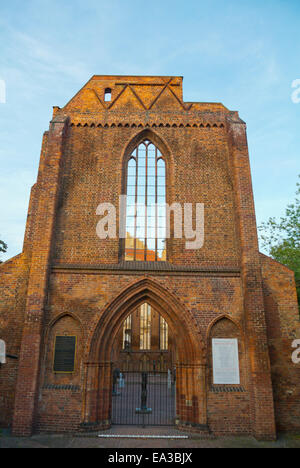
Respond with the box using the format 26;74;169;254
82;278;208;430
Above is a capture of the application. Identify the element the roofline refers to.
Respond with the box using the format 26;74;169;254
90;75;184;79
259;252;296;273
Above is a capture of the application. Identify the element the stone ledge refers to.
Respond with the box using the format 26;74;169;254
52;261;241;276
210;386;246;393
42;384;80;391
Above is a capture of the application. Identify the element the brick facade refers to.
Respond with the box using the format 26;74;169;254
0;75;299;438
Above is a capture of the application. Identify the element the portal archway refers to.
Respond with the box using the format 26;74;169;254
82;278;207;430
111;302;176;425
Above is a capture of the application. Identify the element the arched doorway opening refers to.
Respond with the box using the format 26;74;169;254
82;279;207;431
111;302;176;425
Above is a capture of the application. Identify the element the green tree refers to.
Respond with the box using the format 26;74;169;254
0;239;7;263
259;175;300;311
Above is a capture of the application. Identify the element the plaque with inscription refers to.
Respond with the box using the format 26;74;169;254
212;338;240;385
53;336;76;373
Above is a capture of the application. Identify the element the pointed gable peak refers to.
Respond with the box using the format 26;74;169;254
63;75;185;113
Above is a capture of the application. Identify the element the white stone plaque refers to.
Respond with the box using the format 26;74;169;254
212;338;240;385
0;339;6;364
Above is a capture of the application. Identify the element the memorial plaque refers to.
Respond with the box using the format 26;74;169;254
212;338;240;385
0;339;6;364
53;336;76;373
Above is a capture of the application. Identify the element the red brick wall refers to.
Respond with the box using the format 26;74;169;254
0;254;29;426
53;125;240;268
261;254;300;432
33;271;247;432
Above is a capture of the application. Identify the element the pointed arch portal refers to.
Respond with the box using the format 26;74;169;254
82;279;207;430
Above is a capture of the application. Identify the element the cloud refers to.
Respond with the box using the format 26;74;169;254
1;26;90;87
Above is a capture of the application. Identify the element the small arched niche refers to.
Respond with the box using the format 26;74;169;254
208;316;245;389
44;314;82;386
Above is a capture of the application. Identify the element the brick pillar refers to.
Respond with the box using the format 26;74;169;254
97;362;113;427
176;363;207;430
227;114;276;440
82;362;100;424
12;118;69;436
194;364;207;426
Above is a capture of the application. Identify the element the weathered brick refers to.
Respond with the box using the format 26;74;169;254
0;75;298;438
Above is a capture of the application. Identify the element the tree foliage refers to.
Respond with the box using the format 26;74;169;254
0;239;7;253
0;239;7;263
259;175;300;310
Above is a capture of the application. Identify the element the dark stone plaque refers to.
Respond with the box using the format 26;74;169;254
53;336;76;373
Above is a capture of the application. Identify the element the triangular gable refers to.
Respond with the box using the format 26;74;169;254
64;88;105;113
130;85;166;109
62;76;188;114
108;85;146;110
149;85;185;111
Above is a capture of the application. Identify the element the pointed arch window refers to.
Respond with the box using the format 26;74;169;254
121;303;169;351
125;140;166;261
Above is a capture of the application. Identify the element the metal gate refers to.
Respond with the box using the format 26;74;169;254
111;366;176;426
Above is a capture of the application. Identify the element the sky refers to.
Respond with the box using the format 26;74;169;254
0;0;299;261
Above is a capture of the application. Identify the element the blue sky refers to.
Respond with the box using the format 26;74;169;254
0;0;299;261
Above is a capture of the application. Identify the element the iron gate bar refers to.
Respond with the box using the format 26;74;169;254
136;372;152;414
111;370;175;426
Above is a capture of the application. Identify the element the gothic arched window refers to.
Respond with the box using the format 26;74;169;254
122;303;169;351
124;140;166;261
